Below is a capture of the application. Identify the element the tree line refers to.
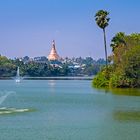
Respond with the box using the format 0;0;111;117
0;56;105;78
93;10;140;88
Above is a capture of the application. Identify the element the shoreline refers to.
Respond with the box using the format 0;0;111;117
0;76;93;80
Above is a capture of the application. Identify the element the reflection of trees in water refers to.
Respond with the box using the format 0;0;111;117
113;110;140;122
92;88;140;96
110;88;140;96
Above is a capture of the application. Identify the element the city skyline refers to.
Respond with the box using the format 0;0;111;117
0;0;140;59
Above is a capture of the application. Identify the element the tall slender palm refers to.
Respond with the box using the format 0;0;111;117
95;10;110;67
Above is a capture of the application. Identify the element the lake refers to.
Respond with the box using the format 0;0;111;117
0;80;140;140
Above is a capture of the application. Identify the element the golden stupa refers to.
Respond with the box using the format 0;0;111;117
48;40;60;61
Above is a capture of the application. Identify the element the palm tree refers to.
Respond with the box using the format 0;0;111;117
95;10;110;67
111;32;126;51
110;32;126;65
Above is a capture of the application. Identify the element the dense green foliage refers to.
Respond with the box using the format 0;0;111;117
0;56;104;77
0;58;69;77
93;33;140;88
0;56;16;77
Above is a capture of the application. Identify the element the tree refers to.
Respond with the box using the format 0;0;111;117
93;33;140;88
110;32;126;65
110;32;126;51
95;10;110;67
0;56;16;77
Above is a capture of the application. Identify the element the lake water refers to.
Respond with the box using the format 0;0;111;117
0;80;140;140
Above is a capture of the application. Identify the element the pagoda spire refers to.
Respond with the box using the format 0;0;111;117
52;40;55;47
48;40;60;61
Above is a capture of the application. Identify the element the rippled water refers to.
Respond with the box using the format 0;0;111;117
0;80;140;140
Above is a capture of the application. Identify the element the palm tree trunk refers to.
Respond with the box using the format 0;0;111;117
103;28;108;67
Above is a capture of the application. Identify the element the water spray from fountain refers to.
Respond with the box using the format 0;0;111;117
0;91;15;106
15;67;21;83
0;91;31;115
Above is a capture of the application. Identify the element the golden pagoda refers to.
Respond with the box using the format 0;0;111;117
48;40;60;61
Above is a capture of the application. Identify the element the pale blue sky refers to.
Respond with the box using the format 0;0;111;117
0;0;139;59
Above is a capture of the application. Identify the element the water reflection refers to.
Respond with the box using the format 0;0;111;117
113;110;140;122
92;88;111;95
48;80;56;87
93;87;140;96
110;88;140;96
48;80;56;94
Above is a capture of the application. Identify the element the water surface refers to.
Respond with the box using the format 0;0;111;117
0;80;140;140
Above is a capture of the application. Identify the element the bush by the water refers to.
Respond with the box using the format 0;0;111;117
93;33;140;88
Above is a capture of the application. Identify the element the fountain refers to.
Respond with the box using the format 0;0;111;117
15;67;21;83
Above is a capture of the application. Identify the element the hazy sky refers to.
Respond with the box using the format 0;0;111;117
0;0;139;59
